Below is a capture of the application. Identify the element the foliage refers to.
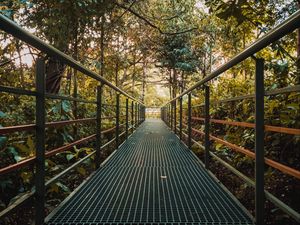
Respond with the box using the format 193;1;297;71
0;0;300;224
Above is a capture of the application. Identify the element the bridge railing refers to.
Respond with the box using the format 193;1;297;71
161;11;300;225
0;14;145;224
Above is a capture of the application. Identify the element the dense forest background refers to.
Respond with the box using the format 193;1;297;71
0;0;299;225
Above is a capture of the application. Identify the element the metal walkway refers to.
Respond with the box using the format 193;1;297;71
45;119;253;225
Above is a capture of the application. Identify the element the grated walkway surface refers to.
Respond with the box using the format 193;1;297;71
45;119;253;225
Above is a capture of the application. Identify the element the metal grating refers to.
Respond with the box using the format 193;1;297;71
45;119;253;225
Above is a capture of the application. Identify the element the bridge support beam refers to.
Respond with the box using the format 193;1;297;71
131;101;134;132
35;58;46;225
179;97;183;140
204;85;210;169
188;93;192;149
135;102;138;128
174;100;177;134
116;94;120;148
96;84;103;168
125;98;129;139
255;58;265;225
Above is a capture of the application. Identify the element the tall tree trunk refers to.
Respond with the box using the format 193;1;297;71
132;50;136;95
100;15;105;78
172;69;177;98
45;59;66;93
142;59;146;102
72;23;79;138
297;1;300;84
15;40;25;87
169;69;172;100
115;61;119;87
181;70;185;93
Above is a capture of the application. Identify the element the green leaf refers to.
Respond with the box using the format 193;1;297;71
62;100;71;112
215;143;223;151
7;147;18;156
77;167;86;176
56;182;70;192
0;111;6;118
66;154;75;161
0;136;8;149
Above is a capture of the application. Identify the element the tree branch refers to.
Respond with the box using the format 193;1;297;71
114;1;197;35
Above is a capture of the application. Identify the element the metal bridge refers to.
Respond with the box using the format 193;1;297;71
0;9;300;225
45;119;253;225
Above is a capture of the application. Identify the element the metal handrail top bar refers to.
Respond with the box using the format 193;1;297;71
0;14;143;105
163;10;300;106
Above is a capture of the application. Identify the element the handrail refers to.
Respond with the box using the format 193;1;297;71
164;10;300;105
0;14;143;105
179;122;300;179
190;117;300;135
191;85;300;108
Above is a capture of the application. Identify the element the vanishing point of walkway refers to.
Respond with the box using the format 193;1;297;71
45;119;253;225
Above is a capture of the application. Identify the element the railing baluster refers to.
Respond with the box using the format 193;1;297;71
179;97;183;140
126;98;129;139
174;100;177;134
138;103;139;125
131;100;134;132
188;93;192;149
138;104;140;125
170;102;173;130
169;104;171;127
142;105;145;122
255;58;265;225
135;102;138;128
35;58;46;225
116;93;120;148
204;85;210;169
96;84;103;168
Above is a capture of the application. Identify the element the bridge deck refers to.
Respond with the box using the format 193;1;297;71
45;119;253;225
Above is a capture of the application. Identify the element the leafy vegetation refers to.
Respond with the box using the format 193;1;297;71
0;0;299;225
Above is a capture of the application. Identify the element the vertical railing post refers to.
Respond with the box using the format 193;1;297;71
35;58;46;225
166;106;168;124
168;104;170;127
125;98;129;139
165;106;167;123
170;103;173;130
255;58;265;225
179;97;183;140
204;85;210;169
174;100;177;134
131;100;134;132
137;103;139;125
169;104;171;127
138;104;141;125
96;84;103;169
116;93;120;149
188;93;192;149
135;102;138;128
